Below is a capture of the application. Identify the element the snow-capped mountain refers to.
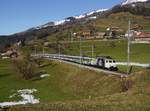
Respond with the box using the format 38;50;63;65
35;19;71;30
122;0;148;5
34;9;108;30
110;0;150;16
72;9;108;20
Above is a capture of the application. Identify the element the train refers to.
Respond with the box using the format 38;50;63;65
47;54;118;71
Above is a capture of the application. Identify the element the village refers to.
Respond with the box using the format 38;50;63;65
73;24;150;41
1;24;150;60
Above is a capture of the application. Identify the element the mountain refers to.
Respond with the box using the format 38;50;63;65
122;0;148;5
33;9;108;30
0;0;150;51
111;0;150;16
0;9;108;50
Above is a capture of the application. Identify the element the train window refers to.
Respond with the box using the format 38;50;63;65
106;60;108;63
113;60;115;63
109;60;112;63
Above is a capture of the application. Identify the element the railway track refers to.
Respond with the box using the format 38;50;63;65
56;59;126;76
32;54;127;77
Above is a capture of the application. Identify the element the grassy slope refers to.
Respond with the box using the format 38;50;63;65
3;68;150;111
41;40;150;64
0;59;121;103
26;39;150;73
0;56;150;111
93;12;150;31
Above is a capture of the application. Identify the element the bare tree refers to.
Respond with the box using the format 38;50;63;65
13;53;37;80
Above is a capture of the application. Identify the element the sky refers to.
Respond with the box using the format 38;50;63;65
0;0;124;35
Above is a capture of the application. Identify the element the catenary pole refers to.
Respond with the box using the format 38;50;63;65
127;20;131;75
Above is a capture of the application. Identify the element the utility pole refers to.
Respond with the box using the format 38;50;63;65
80;36;82;64
92;45;94;58
79;36;95;64
93;22;96;39
58;44;61;59
70;31;73;42
80;45;95;58
42;47;45;55
69;30;73;42
34;45;37;55
127;20;131;75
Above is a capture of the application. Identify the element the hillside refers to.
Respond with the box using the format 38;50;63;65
47;12;150;40
0;59;150;111
24;40;150;65
0;59;123;105
0;12;150;52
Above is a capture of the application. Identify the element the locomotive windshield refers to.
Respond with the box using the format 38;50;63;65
105;59;115;63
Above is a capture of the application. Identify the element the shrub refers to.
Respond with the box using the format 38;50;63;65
13;54;37;80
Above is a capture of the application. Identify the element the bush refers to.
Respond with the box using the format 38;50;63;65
13;54;37;80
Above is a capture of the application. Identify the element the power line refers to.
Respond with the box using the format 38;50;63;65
79;36;95;64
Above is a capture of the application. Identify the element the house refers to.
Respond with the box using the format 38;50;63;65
111;27;123;32
82;31;91;38
106;26;123;32
106;26;123;39
131;24;143;31
95;32;105;39
134;31;150;42
0;50;18;59
76;30;92;39
75;31;106;40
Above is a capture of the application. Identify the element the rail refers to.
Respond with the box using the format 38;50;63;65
31;53;127;77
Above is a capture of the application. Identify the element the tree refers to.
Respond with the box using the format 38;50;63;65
13;53;37;80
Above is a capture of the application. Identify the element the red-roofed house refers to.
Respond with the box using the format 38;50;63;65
134;31;150;41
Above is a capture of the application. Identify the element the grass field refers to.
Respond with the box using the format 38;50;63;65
68;40;150;63
0;59;122;103
36;40;150;63
0;59;150;111
25;39;150;73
